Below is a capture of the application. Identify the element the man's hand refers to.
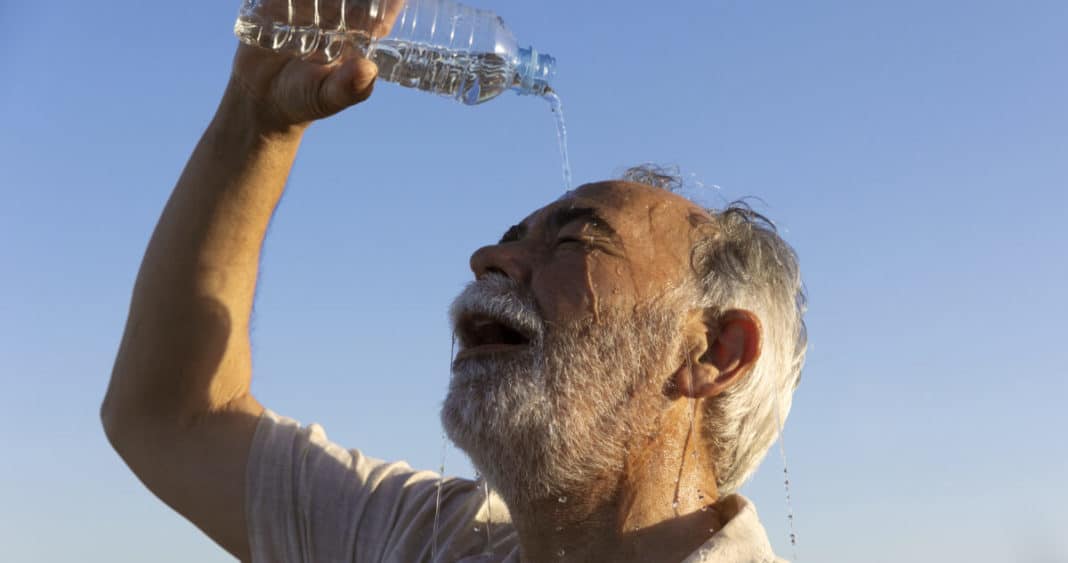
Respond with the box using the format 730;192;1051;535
227;0;405;131
229;44;380;132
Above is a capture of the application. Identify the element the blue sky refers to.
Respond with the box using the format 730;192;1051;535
2;1;1066;561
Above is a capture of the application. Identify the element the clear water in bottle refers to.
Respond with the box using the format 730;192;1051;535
371;41;515;105
234;0;556;105
235;0;573;191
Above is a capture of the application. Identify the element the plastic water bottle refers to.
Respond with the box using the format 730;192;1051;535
234;0;556;105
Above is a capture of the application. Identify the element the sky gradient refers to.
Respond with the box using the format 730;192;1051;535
2;1;1066;561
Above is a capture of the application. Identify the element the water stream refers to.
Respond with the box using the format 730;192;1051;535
482;479;493;549
431;431;447;560
544;92;573;192
774;394;799;560
432;335;458;561
430;90;573;561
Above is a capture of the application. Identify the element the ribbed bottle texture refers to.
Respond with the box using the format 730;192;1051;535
235;0;555;105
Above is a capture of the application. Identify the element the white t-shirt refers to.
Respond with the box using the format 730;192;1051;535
246;409;787;563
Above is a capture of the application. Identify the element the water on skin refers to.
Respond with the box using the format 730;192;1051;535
584;254;600;324
544;92;574;193
670;397;696;516
689;390;709;516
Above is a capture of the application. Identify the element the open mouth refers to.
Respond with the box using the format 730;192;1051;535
456;312;533;359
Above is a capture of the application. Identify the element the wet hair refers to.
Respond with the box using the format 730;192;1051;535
621;164;808;494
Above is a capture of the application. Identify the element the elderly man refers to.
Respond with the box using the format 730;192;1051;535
102;42;806;563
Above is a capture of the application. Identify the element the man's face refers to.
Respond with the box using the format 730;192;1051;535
442;182;711;503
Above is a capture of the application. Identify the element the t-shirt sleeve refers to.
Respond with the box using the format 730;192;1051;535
245;409;501;563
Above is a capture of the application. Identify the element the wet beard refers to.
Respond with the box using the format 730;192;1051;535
441;305;683;508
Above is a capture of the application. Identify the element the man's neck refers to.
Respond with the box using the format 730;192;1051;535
509;402;726;563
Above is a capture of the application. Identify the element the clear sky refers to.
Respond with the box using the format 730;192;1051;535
2;1;1066;561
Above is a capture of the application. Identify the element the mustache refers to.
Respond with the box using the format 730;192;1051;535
449;274;545;343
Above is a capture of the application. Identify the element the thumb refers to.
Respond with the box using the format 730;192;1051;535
319;57;379;113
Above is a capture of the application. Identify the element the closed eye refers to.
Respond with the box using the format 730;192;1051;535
555;234;624;259
555;236;610;250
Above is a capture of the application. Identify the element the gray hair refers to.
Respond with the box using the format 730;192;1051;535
622;165;808;494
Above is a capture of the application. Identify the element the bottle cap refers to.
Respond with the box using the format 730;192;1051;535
517;46;556;96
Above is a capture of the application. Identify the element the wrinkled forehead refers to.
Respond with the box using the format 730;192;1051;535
527;181;713;280
526;181;711;240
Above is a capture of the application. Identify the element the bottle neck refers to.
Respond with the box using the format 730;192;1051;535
513;47;556;97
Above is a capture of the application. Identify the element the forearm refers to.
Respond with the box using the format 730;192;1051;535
104;81;305;425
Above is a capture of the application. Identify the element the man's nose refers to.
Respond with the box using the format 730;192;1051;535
469;244;532;284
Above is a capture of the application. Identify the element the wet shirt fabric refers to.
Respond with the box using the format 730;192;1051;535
247;409;787;563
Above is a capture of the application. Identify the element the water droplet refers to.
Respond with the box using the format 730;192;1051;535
557;496;568;504
700;505;708;512
556;549;566;558
671;500;679;510
473;527;480;533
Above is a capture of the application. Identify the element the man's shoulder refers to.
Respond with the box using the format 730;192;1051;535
248;409;520;563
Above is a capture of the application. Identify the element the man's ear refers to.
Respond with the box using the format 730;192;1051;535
673;310;762;399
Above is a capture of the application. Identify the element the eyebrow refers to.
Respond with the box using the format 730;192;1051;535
499;223;527;244
498;206;619;245
547;206;618;239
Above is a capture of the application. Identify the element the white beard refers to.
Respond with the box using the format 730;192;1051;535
441;276;685;507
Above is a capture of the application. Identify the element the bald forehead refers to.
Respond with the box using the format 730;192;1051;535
568;181;704;214
538;181;712;233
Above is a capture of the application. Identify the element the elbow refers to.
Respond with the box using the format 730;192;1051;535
101;359;139;449
99;381;152;454
99;387;168;468
99;378;207;451
100;389;128;452
100;366;177;449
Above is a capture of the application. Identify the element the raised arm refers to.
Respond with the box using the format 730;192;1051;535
100;44;380;561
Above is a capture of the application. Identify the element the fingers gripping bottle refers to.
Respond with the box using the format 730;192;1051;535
235;0;556;105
